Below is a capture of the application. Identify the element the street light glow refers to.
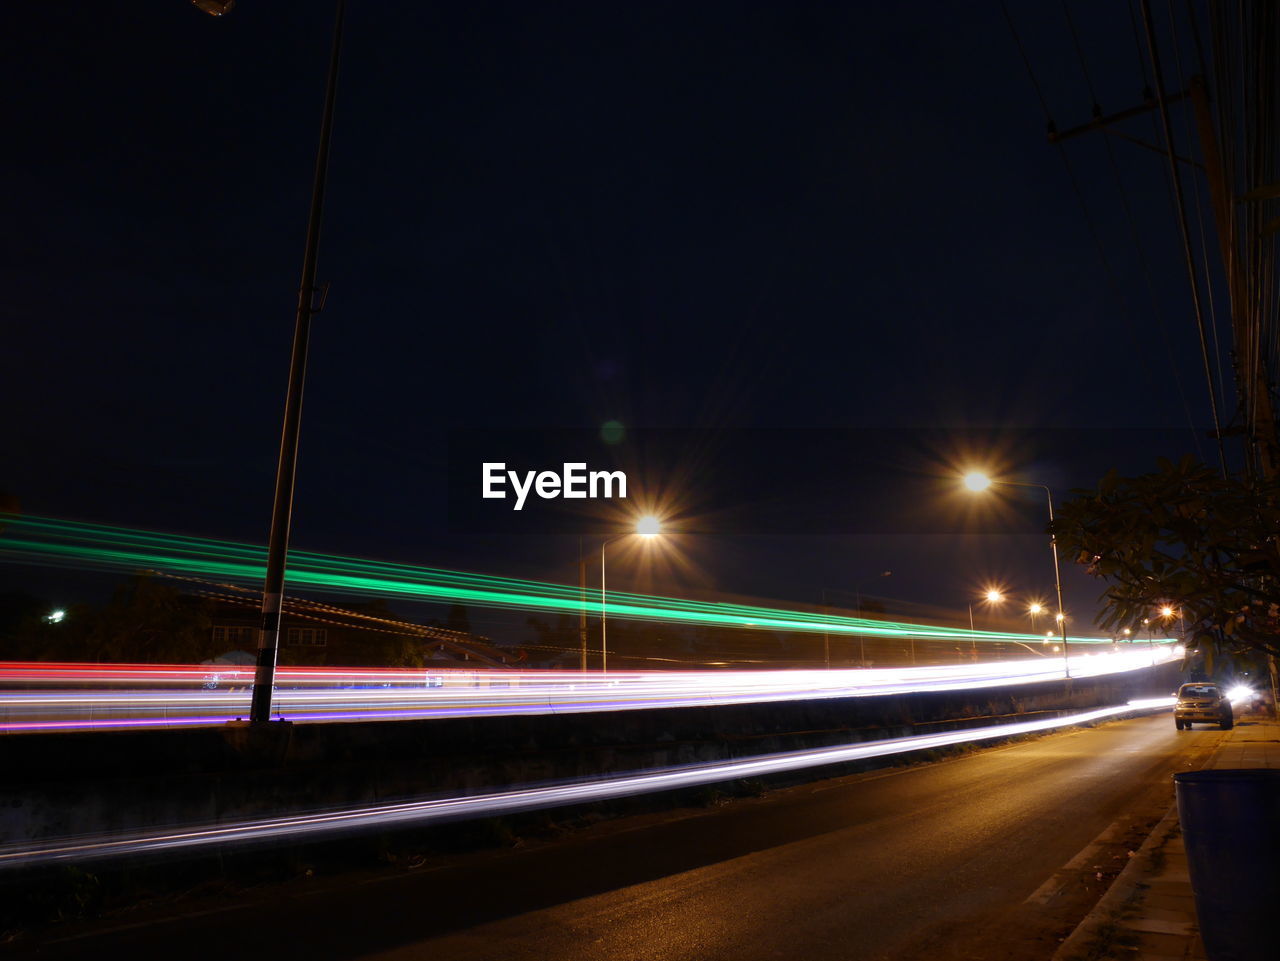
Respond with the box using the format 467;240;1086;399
635;515;661;537
1159;606;1175;618
1028;603;1043;615
962;472;991;492
985;590;1003;604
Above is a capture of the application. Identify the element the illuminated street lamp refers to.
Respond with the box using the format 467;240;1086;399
967;588;1005;660
963;472;1072;678
600;517;662;673
1157;604;1185;643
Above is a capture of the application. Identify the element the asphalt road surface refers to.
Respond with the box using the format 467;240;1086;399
19;713;1224;961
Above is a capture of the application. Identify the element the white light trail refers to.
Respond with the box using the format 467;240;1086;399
0;648;1180;733
0;698;1174;868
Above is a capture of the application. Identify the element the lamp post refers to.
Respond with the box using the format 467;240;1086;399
1028;601;1044;637
985;589;1005;659
963;472;1071;679
235;0;346;725
600;516;661;673
967;589;1005;661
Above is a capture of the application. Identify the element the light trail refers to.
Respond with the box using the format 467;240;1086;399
0;697;1175;868
0;514;1173;644
0;648;1179;733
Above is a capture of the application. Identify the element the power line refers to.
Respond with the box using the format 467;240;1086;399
1140;0;1229;475
1067;0;1206;455
1165;0;1231;425
1001;1;1204;445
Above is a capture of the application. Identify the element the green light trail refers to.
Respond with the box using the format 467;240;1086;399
0;514;1161;646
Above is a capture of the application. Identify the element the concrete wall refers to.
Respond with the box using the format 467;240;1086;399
1;664;1179;846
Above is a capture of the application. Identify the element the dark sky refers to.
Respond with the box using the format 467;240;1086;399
2;2;1229;632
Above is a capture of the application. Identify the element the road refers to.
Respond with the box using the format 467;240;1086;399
16;713;1222;960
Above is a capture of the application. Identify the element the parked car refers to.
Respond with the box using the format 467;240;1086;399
1174;682;1234;730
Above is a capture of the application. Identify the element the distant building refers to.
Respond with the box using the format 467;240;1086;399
205;595;517;669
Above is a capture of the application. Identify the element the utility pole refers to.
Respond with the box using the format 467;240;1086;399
1043;25;1280;709
248;0;346;725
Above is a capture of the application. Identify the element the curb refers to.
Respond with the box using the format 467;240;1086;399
1049;802;1183;961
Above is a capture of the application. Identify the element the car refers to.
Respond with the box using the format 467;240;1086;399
1174;682;1234;730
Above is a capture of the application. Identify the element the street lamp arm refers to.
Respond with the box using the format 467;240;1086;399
982;477;1070;678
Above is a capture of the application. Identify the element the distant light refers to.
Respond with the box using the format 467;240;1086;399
963;472;991;492
635;516;661;537
45;609;65;624
1055;612;1066;622
1121;628;1131;635
1045;631;1054;638
1028;603;1043;615
1174;645;1186;656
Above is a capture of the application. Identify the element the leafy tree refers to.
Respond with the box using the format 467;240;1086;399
1049;456;1280;701
83;574;213;663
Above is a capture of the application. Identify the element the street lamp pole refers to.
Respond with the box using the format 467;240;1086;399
600;535;620;674
963;474;1070;679
599;516;662;674
579;537;588;672
1043;486;1071;679
249;0;346;725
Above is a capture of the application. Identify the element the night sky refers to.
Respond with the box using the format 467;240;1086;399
3;2;1225;633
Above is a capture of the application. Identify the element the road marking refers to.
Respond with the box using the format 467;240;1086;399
1025;817;1128;905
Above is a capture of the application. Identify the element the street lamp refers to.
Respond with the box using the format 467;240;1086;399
1028;601;1045;639
969;588;1006;659
238;0;348;725
966;588;1005;660
600;516;662;673
963;471;1072;678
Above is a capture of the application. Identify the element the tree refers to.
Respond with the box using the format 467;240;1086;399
83;574;214;663
1049;456;1280;704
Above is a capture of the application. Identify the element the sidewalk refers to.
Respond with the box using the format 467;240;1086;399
1052;709;1280;961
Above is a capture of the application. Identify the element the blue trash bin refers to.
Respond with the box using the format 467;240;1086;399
1174;769;1280;961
